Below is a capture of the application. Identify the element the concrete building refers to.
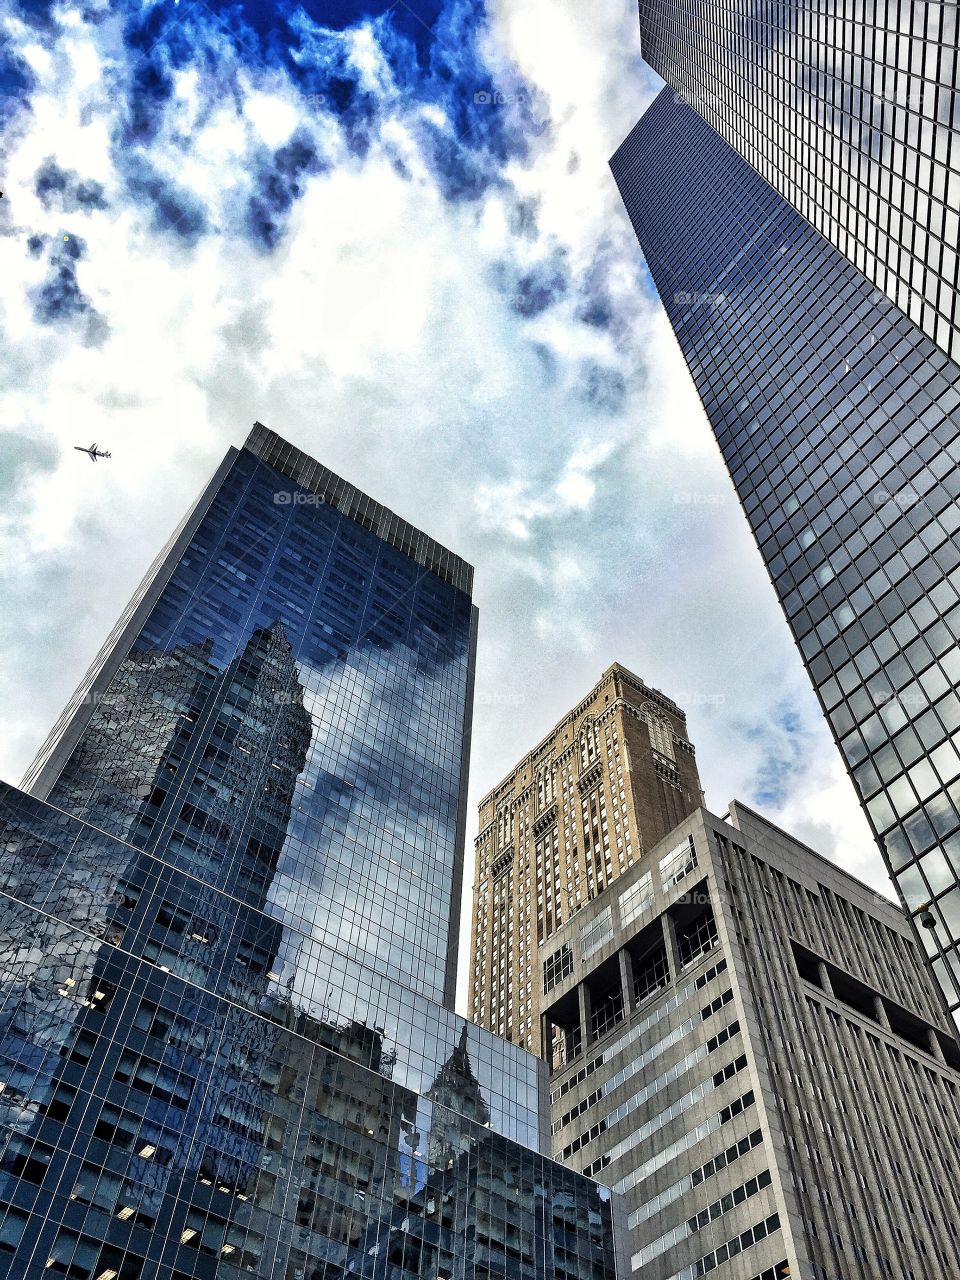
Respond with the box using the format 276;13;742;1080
540;798;960;1278
468;664;703;1054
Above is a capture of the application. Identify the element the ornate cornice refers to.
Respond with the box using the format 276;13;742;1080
577;758;604;796
533;802;558;838
491;847;514;880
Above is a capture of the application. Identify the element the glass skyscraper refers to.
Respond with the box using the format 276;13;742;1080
611;90;960;1029
0;425;622;1279
635;0;960;363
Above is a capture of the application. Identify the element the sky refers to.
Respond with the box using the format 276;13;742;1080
0;0;886;1010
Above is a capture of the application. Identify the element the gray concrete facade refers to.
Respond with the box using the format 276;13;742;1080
541;801;960;1279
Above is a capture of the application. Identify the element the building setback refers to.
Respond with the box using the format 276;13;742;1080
611;89;960;1027
0;426;622;1280
540;796;960;1279
634;0;960;364
469;664;703;1055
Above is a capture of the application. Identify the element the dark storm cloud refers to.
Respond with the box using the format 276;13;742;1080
0;37;34;123
493;249;569;318
121;154;207;244
111;0;544;243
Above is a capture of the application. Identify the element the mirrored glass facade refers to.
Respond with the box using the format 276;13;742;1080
636;0;960;363
611;90;960;1027
0;427;623;1279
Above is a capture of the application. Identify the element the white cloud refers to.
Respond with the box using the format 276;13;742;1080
0;0;878;1019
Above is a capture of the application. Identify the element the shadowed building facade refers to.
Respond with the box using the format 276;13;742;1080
611;89;960;1029
0;426;623;1280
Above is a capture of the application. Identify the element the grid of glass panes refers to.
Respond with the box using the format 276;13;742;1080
580;907;614;962
658;835;698;892
636;0;960;364
542;943;574;994
618;870;654;929
39;445;473;1009
612;88;960;1023
0;784;621;1280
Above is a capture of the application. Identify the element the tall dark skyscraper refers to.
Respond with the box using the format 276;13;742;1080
0;425;623;1280
634;0;960;363
611;91;960;1030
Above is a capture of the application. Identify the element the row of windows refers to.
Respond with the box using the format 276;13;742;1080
564;1052;748;1164
630;1169;772;1270
628;1128;765;1228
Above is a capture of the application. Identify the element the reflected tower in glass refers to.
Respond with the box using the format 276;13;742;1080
0;425;624;1280
611;91;960;1030
635;0;960;362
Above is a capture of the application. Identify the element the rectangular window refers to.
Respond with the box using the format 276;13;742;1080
580;907;614;961
659;835;699;890
542;944;574;993
619;871;654;928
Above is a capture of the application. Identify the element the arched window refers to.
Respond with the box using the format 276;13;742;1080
578;719;598;770
643;706;675;762
536;767;555;811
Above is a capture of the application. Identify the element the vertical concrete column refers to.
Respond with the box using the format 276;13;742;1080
578;981;593;1045
873;996;891;1029
661;911;681;982
928;1028;947;1064
817;960;833;993
619;948;635;1014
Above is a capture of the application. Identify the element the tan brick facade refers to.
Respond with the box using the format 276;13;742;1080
468;663;702;1053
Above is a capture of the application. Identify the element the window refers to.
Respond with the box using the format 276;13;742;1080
619;871;654;928
678;907;719;966
644;705;676;760
580;908;613;961
659;835;698;889
0;1206;28;1252
542;944;574;993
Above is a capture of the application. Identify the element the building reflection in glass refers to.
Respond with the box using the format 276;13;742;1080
0;428;621;1279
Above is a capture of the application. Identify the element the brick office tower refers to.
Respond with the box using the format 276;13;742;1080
0;427;623;1280
540;801;960;1279
468;664;703;1055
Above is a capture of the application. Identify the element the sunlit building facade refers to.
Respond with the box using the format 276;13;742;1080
468;665;702;1056
543;798;960;1279
0;425;623;1280
635;0;960;363
612;89;960;1028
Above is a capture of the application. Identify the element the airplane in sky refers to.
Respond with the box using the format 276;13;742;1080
74;443;112;462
